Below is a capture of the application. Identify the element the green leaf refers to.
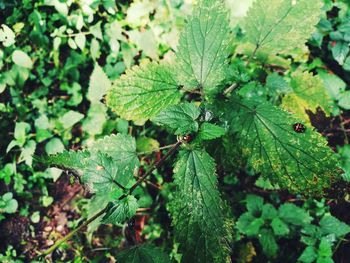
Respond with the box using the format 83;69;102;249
0;24;16;47
176;0;231;94
170;149;230;263
338;91;350;110
241;216;265;236
45;138;65;155
136;137;160;153
261;204;278;220
282;70;332;122
331;41;349;65
45;150;90;172
45;134;139;193
102;195;138;225
271;217;290;236
228;98;339;195
106;61;181;123
116;245;171;263
58;110;84;129
299;246;317;263
318;71;346;100
90;134;139;175
152;102;200;135
197;123;226;140
0;193;18;214
87;64;112;103
246;194;264;214
278;203;312;226
258;228;278;258
319;214;350;238
74;33;86;51
317;238;333;258
12;50;33;69
242;0;323;54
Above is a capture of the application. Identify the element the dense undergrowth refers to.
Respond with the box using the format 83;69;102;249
1;0;350;262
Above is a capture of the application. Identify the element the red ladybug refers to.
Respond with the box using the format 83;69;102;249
293;123;306;133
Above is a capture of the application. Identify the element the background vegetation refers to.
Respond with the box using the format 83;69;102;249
1;0;350;262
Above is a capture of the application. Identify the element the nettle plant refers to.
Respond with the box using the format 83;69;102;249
42;0;342;261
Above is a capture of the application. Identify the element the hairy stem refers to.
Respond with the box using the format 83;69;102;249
128;140;182;195
41;206;108;256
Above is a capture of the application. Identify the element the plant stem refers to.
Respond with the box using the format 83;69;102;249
128;140;182;195
223;83;239;96
41;206;108;256
246;44;259;66
339;114;349;145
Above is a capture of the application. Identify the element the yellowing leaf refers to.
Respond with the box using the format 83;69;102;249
242;0;323;54
106;61;181;123
282;70;332;122
228;98;339;195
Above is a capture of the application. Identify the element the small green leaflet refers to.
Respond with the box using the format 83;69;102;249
152;102;200;135
197;123;226;140
106;61;181;123
319;214;350;237
102;195;138;225
228;98;339;195
282;70;332;122
116;245;171;263
170;149;231;263
176;0;231;95
258;229;278;258
242;0;323;54
278;203;312;226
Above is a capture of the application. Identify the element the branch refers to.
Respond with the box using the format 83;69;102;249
39;140;183;256
40;206;108;256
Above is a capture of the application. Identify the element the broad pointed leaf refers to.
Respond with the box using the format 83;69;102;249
197;122;226;140
102;195;138;225
228;98;339;195
152;102;200;135
176;0;231;94
106;61;181;123
242;0;323;54
44;134;139;194
116;245;171;263
170;149;231;263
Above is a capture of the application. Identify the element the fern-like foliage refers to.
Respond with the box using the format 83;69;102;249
226;98;339;195
170;149;231;263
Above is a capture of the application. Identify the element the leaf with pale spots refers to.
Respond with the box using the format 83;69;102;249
282;70;332;123
106;61;181;123
226;98;339;195
169;149;231;263
175;0;231;95
242;0;323;55
43;134;139;194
